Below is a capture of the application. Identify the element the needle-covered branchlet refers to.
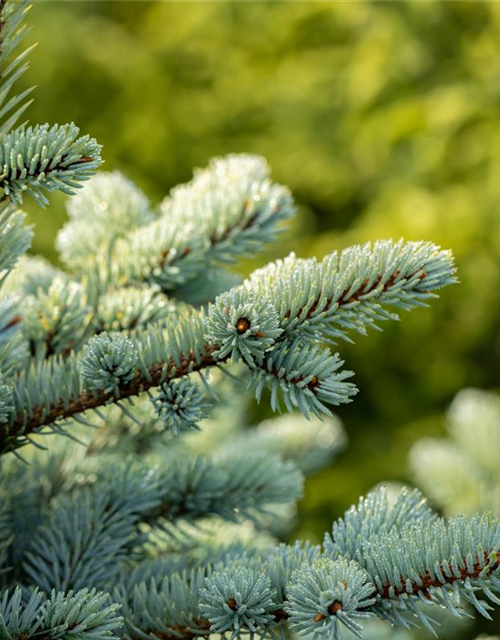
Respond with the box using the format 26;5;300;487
1;3;490;639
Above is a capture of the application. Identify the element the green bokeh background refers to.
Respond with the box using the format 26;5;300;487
19;3;500;635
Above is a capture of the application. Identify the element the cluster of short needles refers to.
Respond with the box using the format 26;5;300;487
1;3;500;640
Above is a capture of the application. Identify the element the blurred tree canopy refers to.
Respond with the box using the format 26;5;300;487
21;2;500;538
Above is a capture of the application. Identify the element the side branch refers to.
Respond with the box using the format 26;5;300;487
378;551;500;600
301;268;427;321
6;344;219;445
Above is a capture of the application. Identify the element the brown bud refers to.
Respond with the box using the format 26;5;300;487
314;612;326;622
328;601;342;615
236;318;251;334
226;598;237;610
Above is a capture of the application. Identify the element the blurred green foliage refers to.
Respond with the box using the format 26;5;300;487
20;2;500;623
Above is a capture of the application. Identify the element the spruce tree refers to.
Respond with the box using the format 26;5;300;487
0;3;498;640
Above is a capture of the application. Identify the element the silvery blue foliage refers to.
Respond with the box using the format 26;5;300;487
200;565;279;635
23;470;163;592
103;154;295;293
22;276;92;355
0;123;102;207
246;241;456;343
206;288;283;366
1;212;457;445
324;486;437;564
364;514;500;619
0;2;34;135
156;452;304;521
117;568;208;640
251;339;357;417
266;540;322;601
0;295;23;344
57;171;155;266
151;377;210;435
159;154;295;264
79;333;138;393
2;255;62;297
40;589;122;639
95;286;174;332
0;587;122;639
0;3;488;639
285;558;375;640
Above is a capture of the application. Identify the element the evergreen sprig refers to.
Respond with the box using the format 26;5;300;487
79;333;139;394
0;0;35;140
206;288;283;366
22;276;93;356
95;286;174;333
151;377;210;436
285;558;375;640
101;486;500;640
246;240;457;344
0;123;102;206
0;1;102;299
24;483;156;593
0;3;482;637
2;254;61;296
251;339;357;417
0;234;456;454
77;154;295;293
0;587;122;639
200;565;279;635
57;171;155;266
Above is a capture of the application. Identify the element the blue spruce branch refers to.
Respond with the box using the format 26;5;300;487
0;237;456;454
0;4;483;637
